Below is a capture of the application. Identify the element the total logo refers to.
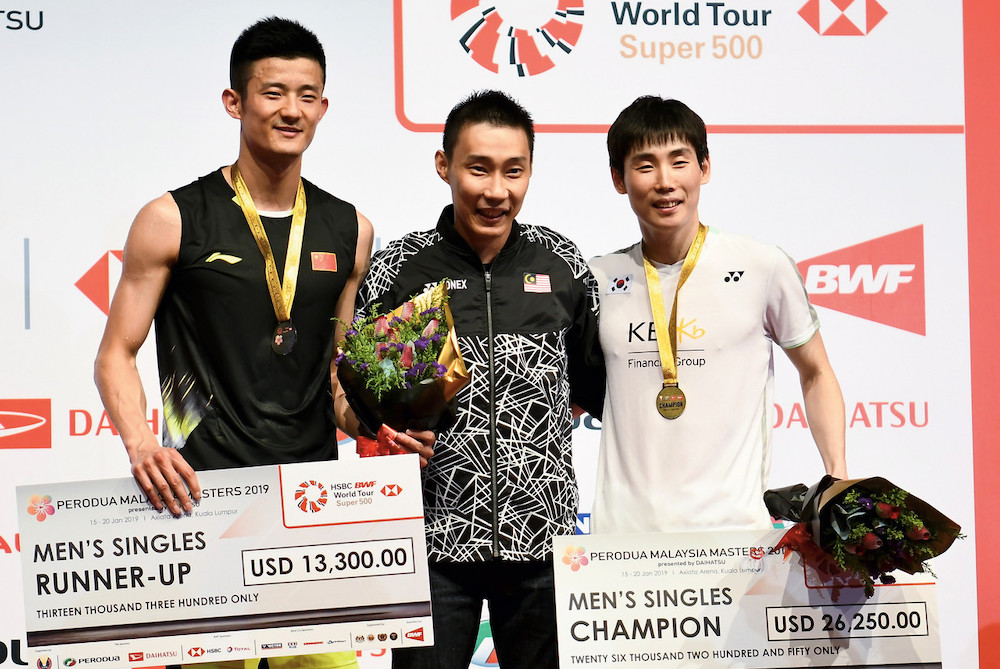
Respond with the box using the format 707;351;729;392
797;226;924;335
0;399;51;449
451;0;585;76
76;251;123;316
799;0;887;36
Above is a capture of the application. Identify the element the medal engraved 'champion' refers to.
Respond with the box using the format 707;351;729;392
642;223;707;419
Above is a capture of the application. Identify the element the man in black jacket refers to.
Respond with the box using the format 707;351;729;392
342;90;603;669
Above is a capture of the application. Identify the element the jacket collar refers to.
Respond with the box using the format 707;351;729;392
435;204;522;264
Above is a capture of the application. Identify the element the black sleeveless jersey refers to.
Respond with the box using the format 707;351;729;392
155;169;357;470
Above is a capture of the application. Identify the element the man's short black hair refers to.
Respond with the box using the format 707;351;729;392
230;17;326;97
442;90;535;160
607;96;709;175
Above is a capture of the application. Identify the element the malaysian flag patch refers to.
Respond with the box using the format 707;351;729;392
523;272;551;293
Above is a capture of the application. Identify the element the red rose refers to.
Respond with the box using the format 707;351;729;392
875;502;901;520
399;301;415;321
861;532;883;550
374;316;391;337
906;526;931;541
421;318;440;338
400;342;415;369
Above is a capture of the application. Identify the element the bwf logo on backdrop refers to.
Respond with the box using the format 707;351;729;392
451;0;585;76
799;0;887;36
797;226;924;335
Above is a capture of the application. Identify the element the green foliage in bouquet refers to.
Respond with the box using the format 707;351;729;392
335;282;451;402
817;481;963;596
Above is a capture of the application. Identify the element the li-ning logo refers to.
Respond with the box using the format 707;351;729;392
295;480;328;513
799;0;887;36
560;545;589;571
76;251;123;316
452;0;585;76
797;226;924;335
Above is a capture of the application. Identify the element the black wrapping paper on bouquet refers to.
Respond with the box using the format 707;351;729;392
765;476;962;596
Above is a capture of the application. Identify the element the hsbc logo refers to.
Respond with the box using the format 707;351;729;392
797;226;925;335
799;0;887;36
381;484;403;497
0;399;51;449
186;648;204;658
76;251;123;316
451;0;584;76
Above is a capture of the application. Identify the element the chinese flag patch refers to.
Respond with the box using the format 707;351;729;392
311;252;337;272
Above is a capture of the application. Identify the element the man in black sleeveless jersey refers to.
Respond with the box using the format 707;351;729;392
94;18;433;669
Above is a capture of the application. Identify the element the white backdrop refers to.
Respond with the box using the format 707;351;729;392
0;1;983;667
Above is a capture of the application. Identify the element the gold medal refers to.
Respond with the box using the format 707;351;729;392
230;164;306;355
643;223;707;420
656;385;686;419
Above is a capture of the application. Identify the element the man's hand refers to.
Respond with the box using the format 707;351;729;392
130;441;202;515
395;429;436;468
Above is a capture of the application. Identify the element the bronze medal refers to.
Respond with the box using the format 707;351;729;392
272;321;297;355
656;385;686;419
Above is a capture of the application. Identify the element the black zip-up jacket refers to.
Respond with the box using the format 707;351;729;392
357;205;604;562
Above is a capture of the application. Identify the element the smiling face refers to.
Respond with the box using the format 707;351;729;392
225;56;328;167
612;139;711;262
435;122;532;264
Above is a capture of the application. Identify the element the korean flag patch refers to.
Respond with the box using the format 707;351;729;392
607;274;633;294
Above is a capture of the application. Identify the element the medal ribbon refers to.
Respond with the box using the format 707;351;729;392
642;223;708;390
230;164;306;324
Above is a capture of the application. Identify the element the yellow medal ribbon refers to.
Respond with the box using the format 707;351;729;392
230;164;306;325
642;223;708;419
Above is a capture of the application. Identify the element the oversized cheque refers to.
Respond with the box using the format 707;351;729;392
17;456;432;668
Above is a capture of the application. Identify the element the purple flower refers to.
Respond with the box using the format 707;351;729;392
859;497;875;511
414;337;430;351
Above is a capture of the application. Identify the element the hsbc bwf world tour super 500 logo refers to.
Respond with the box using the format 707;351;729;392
450;0;584;76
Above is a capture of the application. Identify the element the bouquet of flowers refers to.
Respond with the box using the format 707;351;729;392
335;280;470;457
765;476;962;597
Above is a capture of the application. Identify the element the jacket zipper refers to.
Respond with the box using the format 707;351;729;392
484;267;500;559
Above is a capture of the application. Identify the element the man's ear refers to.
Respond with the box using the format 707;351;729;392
700;155;711;185
222;88;242;121
434;150;450;184
611;167;627;195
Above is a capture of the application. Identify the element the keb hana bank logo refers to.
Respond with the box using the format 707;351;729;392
799;0;887;36
797;226;925;335
450;0;585;76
